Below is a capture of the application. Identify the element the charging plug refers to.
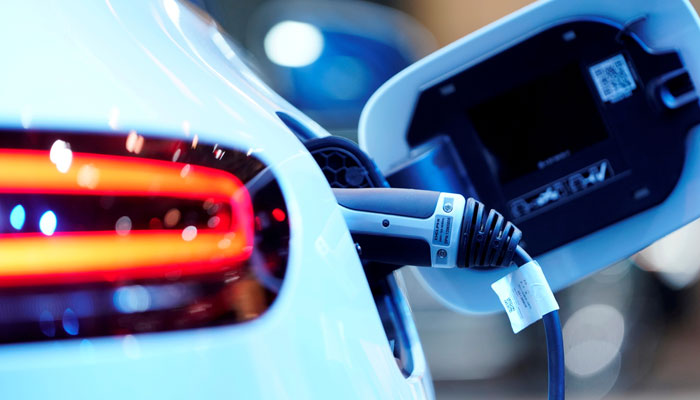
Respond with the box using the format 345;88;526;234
334;188;521;269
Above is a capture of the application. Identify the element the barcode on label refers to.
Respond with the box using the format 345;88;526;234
589;54;636;103
432;215;452;246
504;297;515;313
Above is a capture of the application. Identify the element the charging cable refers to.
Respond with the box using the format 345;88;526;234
514;246;565;400
335;187;565;400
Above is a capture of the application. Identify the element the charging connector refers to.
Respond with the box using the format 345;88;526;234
334;188;521;269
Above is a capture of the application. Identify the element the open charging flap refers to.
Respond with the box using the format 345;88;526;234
359;0;700;313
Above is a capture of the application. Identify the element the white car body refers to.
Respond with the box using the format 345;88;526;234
0;1;431;399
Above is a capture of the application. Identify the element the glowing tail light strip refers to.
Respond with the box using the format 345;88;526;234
0;231;251;286
0;149;254;286
0;149;244;201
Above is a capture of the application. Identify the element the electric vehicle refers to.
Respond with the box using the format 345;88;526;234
3;0;700;399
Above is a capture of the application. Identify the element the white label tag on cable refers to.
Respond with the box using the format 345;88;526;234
491;260;559;334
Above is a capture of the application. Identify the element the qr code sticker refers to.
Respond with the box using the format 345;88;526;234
589;54;637;103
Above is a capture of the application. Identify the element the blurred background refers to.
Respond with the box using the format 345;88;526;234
193;1;700;398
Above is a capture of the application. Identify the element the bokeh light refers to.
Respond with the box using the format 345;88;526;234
264;21;324;67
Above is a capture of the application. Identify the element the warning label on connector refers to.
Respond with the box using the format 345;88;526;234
432;215;452;246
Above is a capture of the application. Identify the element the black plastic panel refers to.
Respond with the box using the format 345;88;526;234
406;19;700;256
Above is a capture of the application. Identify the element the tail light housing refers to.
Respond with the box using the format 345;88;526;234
0;129;290;343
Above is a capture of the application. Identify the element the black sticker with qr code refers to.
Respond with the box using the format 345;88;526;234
589;54;637;103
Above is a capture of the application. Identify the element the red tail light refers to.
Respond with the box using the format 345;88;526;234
0;149;253;286
0;130;290;343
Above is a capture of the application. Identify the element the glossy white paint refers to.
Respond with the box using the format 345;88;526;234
360;0;700;313
0;1;431;398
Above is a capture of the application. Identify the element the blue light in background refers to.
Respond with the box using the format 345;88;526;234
39;210;57;236
113;285;151;314
271;28;413;130
38;310;56;338
9;204;25;230
62;308;79;336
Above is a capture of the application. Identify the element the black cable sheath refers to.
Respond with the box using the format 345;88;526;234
514;246;565;400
